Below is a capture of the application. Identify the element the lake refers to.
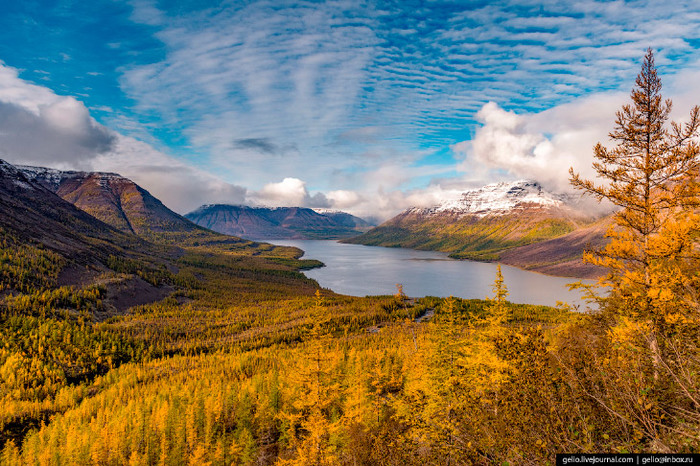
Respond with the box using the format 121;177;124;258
265;239;598;308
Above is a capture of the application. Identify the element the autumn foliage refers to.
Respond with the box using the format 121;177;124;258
1;49;699;465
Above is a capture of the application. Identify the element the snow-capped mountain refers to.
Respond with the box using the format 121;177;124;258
344;178;606;277
410;180;570;217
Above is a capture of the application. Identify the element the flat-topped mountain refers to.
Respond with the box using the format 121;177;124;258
185;204;372;240
346;180;608;277
18;165;217;244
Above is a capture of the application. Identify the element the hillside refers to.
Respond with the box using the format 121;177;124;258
0;159;189;314
185;204;372;239
499;216;612;278
346;180;601;268
0;160;150;264
18;165;225;245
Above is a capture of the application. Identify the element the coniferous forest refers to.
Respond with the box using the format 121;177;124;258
1;51;699;465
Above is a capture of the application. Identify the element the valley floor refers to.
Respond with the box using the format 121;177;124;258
1;238;698;465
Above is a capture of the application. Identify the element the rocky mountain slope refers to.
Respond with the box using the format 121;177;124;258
1;160;150;262
17;165;228;245
185;204;372;240
0;159;182;311
346;180;609;277
499;216;612;278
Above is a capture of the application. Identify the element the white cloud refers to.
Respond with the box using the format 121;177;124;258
0;64;116;167
249;177;331;208
128;0;165;26
0;62;246;214
0;64;58;112
326;190;362;209
255;178;310;206
450;57;700;198
453;94;627;193
331;184;465;222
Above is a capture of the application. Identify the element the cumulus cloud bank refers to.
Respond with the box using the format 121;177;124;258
0;65;115;167
0;62;246;214
453;94;627;193
249;178;330;209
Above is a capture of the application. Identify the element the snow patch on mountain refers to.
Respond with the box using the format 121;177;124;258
0;160;41;191
17;166;66;190
311;208;344;215
18;165;125;190
411;180;569;217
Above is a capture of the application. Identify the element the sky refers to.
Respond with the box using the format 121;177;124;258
2;0;700;219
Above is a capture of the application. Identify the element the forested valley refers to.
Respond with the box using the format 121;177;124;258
1;51;699;465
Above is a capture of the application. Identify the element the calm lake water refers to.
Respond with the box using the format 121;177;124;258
264;239;597;308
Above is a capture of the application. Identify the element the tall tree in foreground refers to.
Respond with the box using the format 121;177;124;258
566;50;700;452
570;48;700;331
569;48;700;433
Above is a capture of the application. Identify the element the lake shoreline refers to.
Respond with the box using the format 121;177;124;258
258;239;597;308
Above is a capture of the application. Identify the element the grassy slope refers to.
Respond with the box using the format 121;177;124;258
499;215;612;278
346;207;587;261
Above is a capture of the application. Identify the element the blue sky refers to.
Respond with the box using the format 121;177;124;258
2;0;700;217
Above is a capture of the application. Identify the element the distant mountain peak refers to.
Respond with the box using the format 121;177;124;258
185;204;371;240
414;179;569;217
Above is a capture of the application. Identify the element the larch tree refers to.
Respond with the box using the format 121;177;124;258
569;48;700;367
487;264;509;326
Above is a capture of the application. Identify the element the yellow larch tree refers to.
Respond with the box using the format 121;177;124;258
570;48;700;333
486;264;509;327
569;48;700;442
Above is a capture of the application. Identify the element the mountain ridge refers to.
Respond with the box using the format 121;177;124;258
406;180;579;217
346;179;608;278
185;204;372;240
1;160;149;261
17;165;232;245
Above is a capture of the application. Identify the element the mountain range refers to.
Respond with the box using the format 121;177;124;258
346;180;610;278
2;160;322;314
185;204;373;240
2;160;609;279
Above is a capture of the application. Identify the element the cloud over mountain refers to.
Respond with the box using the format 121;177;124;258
0;62;246;214
453;94;627;193
0;65;115;166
